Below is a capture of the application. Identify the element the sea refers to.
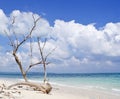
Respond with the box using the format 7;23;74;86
0;72;120;94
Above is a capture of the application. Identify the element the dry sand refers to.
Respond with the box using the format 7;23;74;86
0;79;120;99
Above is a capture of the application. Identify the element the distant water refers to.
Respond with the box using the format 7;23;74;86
0;72;120;93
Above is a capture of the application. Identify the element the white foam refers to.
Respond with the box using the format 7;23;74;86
112;88;120;92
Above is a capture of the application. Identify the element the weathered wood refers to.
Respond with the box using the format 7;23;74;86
7;82;52;94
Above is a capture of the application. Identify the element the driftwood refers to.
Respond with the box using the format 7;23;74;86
7;82;52;94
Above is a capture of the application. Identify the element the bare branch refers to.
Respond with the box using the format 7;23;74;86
6;15;40;82
42;38;47;51
25;61;42;75
37;37;44;61
30;36;33;65
29;61;43;68
13;31;19;46
32;14;36;23
4;30;15;48
12;16;16;24
14;16;40;53
45;47;57;62
37;37;47;83
46;62;51;65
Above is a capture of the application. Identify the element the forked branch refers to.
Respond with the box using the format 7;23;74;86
37;37;56;83
6;15;40;82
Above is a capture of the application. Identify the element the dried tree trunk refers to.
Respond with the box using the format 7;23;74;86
13;51;28;82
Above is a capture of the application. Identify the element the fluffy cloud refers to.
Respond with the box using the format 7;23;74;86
0;9;8;35
0;9;51;37
0;9;120;73
10;10;51;37
0;52;18;71
52;20;120;56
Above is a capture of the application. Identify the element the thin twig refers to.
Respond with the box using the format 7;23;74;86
14;16;40;53
4;30;14;47
45;47;57;61
42;38;47;51
13;31;19;46
30;36;33;65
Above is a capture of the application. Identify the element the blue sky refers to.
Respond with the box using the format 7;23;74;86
0;0;120;73
1;0;120;27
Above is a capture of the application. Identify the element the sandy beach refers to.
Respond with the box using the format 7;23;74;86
0;79;88;99
0;79;120;99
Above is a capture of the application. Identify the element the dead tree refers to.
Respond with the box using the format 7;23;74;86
5;15;52;94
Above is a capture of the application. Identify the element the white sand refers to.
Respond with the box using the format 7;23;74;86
20;90;88;99
0;79;120;99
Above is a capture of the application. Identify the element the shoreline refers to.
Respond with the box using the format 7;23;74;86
0;79;120;99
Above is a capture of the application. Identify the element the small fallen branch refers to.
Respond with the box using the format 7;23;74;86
7;82;52;94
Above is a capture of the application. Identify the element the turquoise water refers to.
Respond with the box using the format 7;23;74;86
0;72;120;93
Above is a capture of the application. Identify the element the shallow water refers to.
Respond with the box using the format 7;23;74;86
0;72;120;94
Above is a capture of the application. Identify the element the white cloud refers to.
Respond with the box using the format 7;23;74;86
10;10;51;37
0;9;120;72
103;22;120;37
0;52;18;72
0;9;8;35
105;60;113;66
0;9;51;37
52;20;120;56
